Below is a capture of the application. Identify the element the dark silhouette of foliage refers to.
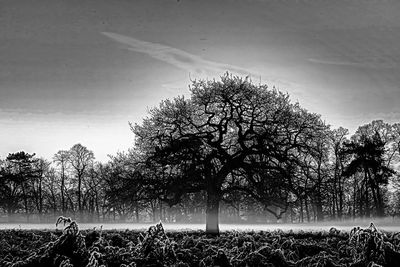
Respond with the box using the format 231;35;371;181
0;152;39;218
343;132;395;217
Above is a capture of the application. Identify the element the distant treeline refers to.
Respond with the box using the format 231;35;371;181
1;75;400;229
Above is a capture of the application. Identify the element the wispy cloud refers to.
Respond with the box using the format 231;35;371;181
102;32;260;78
308;58;364;67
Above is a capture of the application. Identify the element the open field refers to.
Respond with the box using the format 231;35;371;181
2;220;400;267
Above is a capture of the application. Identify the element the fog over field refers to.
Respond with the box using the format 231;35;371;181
2;218;400;233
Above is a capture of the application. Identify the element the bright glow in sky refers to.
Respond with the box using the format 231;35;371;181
1;0;399;162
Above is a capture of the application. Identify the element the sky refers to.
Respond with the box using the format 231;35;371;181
1;0;400;162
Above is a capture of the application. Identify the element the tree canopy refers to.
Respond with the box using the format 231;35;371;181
133;74;327;234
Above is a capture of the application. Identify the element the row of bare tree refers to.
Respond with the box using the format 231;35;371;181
1;75;400;235
129;75;400;234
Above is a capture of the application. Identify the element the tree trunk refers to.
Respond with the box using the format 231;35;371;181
159;201;163;221
7;207;15;223
354;177;359;218
316;161;324;222
364;169;370;218
338;180;344;220
300;199;304;223
78;174;82;216
312;204;317;222
21;183;30;222
135;205;140;222
205;189;220;236
331;193;336;219
359;185;364;217
305;197;310;222
151;202;156;222
38;177;43;222
315;194;324;222
61;167;65;214
291;205;295;223
316;203;323;221
376;184;385;217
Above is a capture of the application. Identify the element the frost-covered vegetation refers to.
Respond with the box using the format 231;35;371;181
2;218;400;267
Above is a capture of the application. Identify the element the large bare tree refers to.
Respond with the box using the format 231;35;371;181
133;74;326;234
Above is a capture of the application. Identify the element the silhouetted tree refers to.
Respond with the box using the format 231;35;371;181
133;74;326;234
30;158;51;220
0;158;23;218
102;151;147;222
5;152;39;220
41;166;59;216
53;150;70;214
298;130;331;221
329;127;349;219
68;144;94;217
344;132;395;217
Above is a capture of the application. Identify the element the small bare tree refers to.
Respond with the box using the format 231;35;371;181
68;144;94;219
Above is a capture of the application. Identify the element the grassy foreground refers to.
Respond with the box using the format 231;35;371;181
1;218;400;267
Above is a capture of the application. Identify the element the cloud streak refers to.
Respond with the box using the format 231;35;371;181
102;32;260;78
308;58;364;67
